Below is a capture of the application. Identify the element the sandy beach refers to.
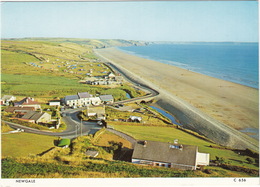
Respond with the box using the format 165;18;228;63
95;47;259;151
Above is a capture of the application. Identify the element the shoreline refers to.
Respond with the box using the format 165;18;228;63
117;46;259;90
94;47;259;151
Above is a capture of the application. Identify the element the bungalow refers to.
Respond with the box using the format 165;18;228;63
132;140;210;170
1;95;16;105
86;105;106;120
14;97;41;109
15;111;51;124
99;95;114;105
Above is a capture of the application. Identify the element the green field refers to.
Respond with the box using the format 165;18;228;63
111;124;259;170
1;132;57;158
1;40;145;101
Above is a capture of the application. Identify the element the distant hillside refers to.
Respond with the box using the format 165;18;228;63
2;37;149;48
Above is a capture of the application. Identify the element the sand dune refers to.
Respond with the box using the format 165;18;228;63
95;47;259;151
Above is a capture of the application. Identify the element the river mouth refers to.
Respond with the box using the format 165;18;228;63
150;106;182;126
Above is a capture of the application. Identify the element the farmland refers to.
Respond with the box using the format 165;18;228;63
1;39;146;101
1;132;57;158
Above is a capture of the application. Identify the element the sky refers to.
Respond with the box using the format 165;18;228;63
1;1;259;42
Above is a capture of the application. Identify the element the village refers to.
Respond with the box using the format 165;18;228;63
1;39;258;178
1;84;211;171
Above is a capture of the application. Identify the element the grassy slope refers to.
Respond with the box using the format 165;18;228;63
111;124;259;170
1;40;144;100
1;133;57;158
2;133;256;178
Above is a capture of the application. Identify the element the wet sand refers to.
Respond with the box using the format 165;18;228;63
95;47;259;150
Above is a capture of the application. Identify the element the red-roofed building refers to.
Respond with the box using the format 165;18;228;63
14;97;41;109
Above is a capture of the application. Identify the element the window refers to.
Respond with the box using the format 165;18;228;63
156;163;160;166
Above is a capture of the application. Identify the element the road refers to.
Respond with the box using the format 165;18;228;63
3;108;102;139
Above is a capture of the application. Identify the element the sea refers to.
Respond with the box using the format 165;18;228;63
118;42;259;89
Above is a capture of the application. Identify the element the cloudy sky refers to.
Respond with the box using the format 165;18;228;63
1;1;258;42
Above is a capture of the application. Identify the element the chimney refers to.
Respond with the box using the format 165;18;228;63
143;141;147;147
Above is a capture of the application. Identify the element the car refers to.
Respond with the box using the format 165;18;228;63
118;104;124;107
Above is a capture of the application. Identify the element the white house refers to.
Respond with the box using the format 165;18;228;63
49;100;61;106
1;95;16;105
132;140;210;170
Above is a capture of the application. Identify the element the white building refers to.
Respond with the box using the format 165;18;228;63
64;92;102;107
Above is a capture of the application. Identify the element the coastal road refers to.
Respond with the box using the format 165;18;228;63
94;50;160;105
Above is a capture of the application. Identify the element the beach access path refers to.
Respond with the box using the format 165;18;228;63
94;47;259;152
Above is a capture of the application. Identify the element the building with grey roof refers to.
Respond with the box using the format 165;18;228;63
99;95;114;104
132;140;209;170
78;92;91;99
17;111;51;124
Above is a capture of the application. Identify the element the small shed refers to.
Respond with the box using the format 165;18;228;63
58;139;71;147
129;116;142;123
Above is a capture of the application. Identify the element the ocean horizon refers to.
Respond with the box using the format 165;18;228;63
118;42;259;89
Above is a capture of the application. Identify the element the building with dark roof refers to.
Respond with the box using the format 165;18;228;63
78;92;91;99
132;140;209;170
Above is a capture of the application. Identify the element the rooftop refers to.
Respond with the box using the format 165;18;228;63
64;95;79;102
15;97;39;106
132;140;198;166
78;92;91;99
99;95;114;101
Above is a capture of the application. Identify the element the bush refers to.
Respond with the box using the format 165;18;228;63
204;169;212;174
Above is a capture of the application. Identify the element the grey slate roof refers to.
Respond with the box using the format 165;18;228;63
132;140;198;167
99;95;114;101
21;111;46;121
78;92;91;99
64;95;79;102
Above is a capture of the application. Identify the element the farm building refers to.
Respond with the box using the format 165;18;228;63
14;111;51;124
86;105;106;120
132;140;209;170
14;97;41;109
